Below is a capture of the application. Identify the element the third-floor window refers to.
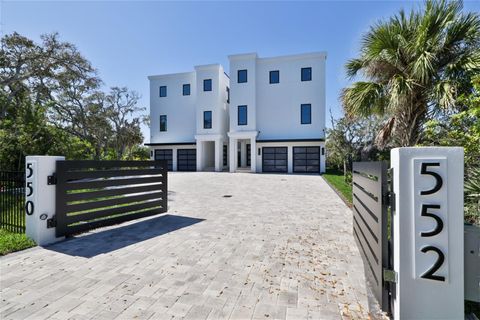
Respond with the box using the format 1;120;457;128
301;67;312;81
159;86;167;97
269;70;280;84
183;84;190;96
204;79;212;91
238;69;247;83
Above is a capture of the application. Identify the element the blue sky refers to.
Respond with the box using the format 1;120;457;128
2;1;479;142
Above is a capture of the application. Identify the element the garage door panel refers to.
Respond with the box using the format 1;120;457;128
155;149;173;171
294;153;306;160
262;147;288;173
293;147;320;173
177;149;196;171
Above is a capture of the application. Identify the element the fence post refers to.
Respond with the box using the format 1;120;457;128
390;147;464;319
25;156;65;246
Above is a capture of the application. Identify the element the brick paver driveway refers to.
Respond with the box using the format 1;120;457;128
1;173;381;320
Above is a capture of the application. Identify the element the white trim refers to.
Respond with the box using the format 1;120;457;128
227;131;259;139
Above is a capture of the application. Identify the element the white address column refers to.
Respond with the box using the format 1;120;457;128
25;156;65;246
391;147;464;319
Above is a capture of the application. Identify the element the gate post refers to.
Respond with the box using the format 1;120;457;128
25;156;65;246
390;147;464;319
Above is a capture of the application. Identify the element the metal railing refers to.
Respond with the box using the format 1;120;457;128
0;171;26;233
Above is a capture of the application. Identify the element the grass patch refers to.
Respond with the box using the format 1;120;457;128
0;229;36;256
323;169;352;205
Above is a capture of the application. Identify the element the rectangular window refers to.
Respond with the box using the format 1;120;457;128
203;79;212;91
203;111;212;129
269;70;279;84
160;115;167;131
183;84;190;96
159;86;167;97
238;69;247;83
238;105;247;126
301;104;311;124
301;67;312;81
226;87;230;103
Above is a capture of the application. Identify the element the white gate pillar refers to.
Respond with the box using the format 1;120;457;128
391;147;464;319
25;156;65;246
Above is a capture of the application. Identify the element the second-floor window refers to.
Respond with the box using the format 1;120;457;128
159;86;167;97
238;69;247;83
204;111;212;129
269;70;279;84
301;67;312;81
204;79;212;91
183;84;190;96
301;104;311;124
226;87;230;103
160;115;167;131
238;105;247;126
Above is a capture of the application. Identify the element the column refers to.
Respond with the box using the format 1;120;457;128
229;138;237;173
172;147;178;171
240;140;247;167
214;139;221;172
287;145;293;173
250;138;257;173
196;141;203;172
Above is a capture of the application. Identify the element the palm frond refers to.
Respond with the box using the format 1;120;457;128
341;82;386;117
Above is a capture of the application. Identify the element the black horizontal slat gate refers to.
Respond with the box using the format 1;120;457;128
55;160;168;237
352;161;388;311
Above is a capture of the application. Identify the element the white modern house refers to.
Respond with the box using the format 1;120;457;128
146;64;230;172
147;51;326;174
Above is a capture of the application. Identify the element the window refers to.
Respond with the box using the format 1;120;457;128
301;104;311;124
159;86;167;97
226;87;230;103
183;84;190;96
238;69;247;83
238;105;247;126
160;115;167;131
269;70;279;84
223;145;227;166
301;67;312;81
203;79;212;91
204;111;212;129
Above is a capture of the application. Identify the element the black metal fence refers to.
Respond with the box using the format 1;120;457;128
0;171;26;233
352;161;389;311
55;160;168;237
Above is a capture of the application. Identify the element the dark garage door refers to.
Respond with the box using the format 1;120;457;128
262;147;287;173
177;149;196;171
154;149;173;171
293;147;320;173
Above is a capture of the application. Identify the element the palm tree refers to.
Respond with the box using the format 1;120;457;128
342;0;480;147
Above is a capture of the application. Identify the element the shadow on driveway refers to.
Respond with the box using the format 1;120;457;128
46;214;204;258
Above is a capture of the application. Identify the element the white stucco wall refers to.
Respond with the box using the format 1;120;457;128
228;52;326;140
149;72;196;144
194;64;230;138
